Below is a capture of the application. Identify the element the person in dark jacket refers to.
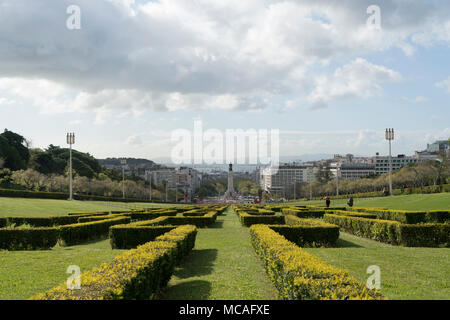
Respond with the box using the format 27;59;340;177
325;197;331;208
347;197;354;207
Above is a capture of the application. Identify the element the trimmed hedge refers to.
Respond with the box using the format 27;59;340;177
110;225;176;249
330;210;377;219
155;225;197;263
425;210;450;223
121;211;219;228
0;187;163;203
0;227;59;250
31;225;197;300
239;212;285;227
58;216;131;246
272;215;339;247
347;207;426;224
282;208;325;219
324;214;401;244
0;214;96;228
249;224;385;300
324;214;449;247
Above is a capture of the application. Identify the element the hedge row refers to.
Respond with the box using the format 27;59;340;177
324;214;450;247
110;225;176;249
273;215;339;247
126;211;219;228
281;208;325;219
309;184;450;201
249;224;385;300
0;227;59;250
346;207;426;224
31;225;197;300
239;212;285;227
330;210;377;219
59;216;131;246
0;187;164;203
0;214;98;228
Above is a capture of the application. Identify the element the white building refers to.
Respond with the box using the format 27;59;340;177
330;162;376;180
260;163;318;195
372;154;419;174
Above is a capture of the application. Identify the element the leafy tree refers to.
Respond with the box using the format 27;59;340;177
0;129;30;170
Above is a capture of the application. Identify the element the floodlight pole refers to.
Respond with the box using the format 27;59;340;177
336;163;340;196
385;128;394;196
66;133;75;201
293;176;296;201
121;159;127;199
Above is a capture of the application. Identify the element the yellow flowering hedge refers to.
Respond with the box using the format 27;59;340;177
31;225;197;300
249;224;385;300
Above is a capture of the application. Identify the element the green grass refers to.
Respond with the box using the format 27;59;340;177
160;207;278;300
0;197;180;217
289;192;450;211
0;239;124;300
304;232;450;300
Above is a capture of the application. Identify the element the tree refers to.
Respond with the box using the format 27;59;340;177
315;163;333;184
0;129;30;170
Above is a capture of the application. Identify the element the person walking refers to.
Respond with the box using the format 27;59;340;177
325;196;331;208
347;196;354;207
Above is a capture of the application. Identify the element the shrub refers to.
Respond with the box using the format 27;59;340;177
239;212;285;227
110;225;176;249
0;227;59;250
330;210;377;219
272;215;339;247
155;225;197;263
31;225;197;300
249;224;385;300
324;214;401;244
425;210;450;223
58;216;131;246
282;208;325;219
324;214;449;247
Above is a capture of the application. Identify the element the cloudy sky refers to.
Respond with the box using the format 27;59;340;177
0;0;449;162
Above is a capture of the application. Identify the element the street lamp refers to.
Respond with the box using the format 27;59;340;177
121;158;127;199
293;176;296;201
336;162;340;196
385;128;394;196
146;170;152;201
66;133;75;201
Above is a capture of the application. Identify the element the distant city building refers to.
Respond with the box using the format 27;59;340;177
426;140;450;153
372;154;419;174
330;162;376;180
260;163;318;196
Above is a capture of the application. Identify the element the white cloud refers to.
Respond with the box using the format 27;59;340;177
401;96;429;103
126;134;144;146
0;0;449;115
308;58;402;106
436;77;450;93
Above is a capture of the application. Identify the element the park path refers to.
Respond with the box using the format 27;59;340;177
160;206;278;300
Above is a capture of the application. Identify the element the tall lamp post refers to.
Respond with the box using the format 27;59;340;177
66;133;75;200
293;176;296;201
336;162;340;196
385;128;394;196
121;159;127;199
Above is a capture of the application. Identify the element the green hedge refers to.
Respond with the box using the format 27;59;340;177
347;207;426;224
58;216;131;246
239;212;285;227
324;214;449;247
0;187;164;203
110;225;176;249
272;215;339;247
425;210;450;223
249;224;385;300
126;211;218;228
0;214;94;228
155;225;197;263
31;225;197;300
330;210;377;219
0;227;59;250
281;208;325;219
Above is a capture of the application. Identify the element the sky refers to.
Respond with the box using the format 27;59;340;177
0;0;449;164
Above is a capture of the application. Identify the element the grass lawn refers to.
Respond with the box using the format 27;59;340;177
0;197;179;217
0;239;124;300
160;206;278;300
304;233;450;300
288;192;450;211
